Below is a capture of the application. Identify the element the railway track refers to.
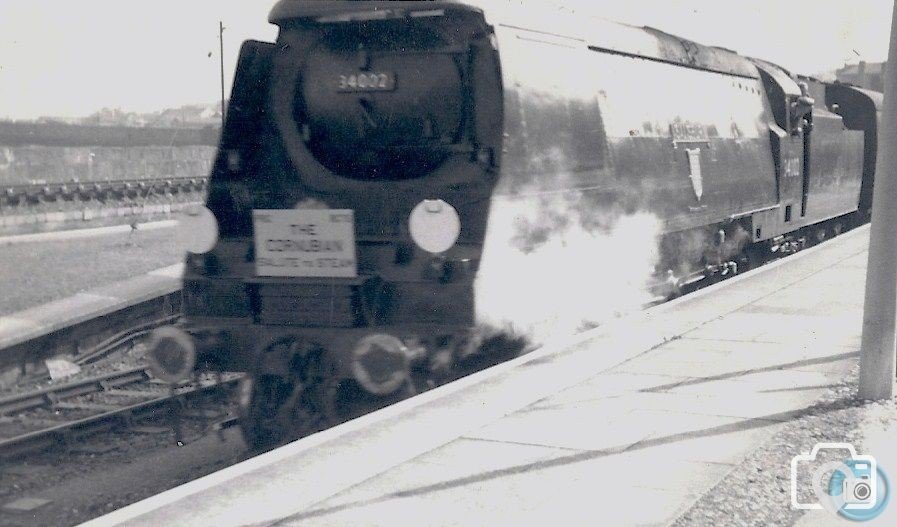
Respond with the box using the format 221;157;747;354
1;176;208;206
0;365;241;460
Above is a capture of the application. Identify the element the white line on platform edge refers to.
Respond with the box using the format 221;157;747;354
0;220;177;246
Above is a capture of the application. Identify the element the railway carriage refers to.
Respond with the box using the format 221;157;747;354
147;0;881;447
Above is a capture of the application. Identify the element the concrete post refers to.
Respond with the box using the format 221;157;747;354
859;3;897;400
219;21;226;127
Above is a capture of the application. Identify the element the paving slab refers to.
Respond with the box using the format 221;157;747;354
612;389;835;422
529;372;696;409
466;403;657;452
646;368;849;397
627;420;788;466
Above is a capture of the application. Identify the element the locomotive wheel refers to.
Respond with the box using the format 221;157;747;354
240;343;344;450
296;349;347;427
240;374;294;450
454;332;528;378
308;353;417;429
740;246;767;273
240;344;407;451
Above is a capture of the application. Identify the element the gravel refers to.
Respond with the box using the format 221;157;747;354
0;413;245;527
671;361;893;527
0;339;150;398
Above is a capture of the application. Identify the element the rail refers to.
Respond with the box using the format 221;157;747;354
0;175;208;205
0;372;240;460
0;366;151;415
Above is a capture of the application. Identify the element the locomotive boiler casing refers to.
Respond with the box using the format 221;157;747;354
478;6;867;270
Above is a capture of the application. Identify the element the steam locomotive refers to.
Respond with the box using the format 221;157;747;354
148;0;882;448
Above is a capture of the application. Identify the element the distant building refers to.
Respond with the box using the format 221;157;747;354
34;116;82;125
28;103;225;128
81;107;148;127
148;103;223;127
836;61;885;92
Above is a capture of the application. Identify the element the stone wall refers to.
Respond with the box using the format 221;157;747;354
0;145;215;186
0;123;217;234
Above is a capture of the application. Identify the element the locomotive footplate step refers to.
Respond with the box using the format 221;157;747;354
84;225;876;526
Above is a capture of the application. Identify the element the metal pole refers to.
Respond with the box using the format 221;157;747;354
859;2;897;400
219;21;226;127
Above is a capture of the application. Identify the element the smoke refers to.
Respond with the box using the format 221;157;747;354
475;191;663;346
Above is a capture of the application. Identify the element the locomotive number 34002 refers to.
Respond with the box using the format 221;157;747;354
337;72;396;92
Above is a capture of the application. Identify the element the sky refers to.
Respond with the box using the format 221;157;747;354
0;0;893;120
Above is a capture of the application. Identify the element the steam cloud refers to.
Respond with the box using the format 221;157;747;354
475;192;663;346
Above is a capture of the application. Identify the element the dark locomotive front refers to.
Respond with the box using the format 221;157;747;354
149;1;505;446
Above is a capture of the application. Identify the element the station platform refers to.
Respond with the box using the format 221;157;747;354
85;225;874;527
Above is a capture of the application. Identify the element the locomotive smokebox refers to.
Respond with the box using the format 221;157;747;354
299;22;464;180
